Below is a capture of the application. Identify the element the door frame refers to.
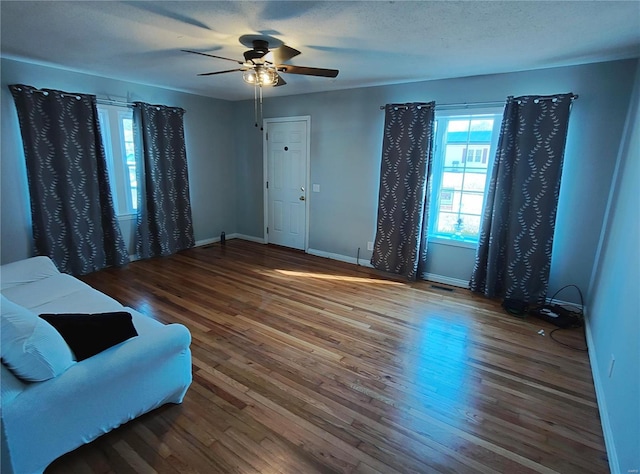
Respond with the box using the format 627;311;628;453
262;115;311;250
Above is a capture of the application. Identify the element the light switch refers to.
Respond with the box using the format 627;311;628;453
312;184;320;193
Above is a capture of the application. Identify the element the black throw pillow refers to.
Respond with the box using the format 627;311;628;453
39;312;138;361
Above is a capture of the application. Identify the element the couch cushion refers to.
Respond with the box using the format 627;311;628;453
0;256;59;291
1;273;123;313
39;312;139;361
1;296;75;382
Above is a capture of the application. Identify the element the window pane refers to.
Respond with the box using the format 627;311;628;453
442;170;463;189
461;171;487;192
120;117;137;211
458;214;482;237
436;211;460;234
460;192;484;215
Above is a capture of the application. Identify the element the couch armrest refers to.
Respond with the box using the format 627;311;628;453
5;322;191;410
67;322;192;383
1;364;27;406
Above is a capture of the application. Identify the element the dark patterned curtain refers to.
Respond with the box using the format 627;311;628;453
9;85;128;275
371;102;435;280
133;102;195;259
470;93;575;303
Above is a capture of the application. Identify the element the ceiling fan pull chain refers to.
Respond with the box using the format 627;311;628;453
259;86;264;131
254;82;258;128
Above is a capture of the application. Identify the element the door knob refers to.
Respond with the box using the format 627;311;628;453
299;196;305;201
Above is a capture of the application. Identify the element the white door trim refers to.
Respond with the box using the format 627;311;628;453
262;115;311;251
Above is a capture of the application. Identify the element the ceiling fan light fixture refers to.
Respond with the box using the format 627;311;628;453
242;69;257;84
243;65;277;87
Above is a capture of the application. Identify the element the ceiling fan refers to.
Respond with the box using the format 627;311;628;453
182;34;339;88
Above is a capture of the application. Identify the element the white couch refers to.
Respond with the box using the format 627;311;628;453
0;256;192;474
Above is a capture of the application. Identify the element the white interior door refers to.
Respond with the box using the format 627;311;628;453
264;118;309;250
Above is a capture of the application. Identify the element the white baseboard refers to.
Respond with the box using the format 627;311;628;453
195;233;265;247
423;273;469;289
128;236;221;260
304;251;473;288
231;233;265;244
306;248;374;268
584;315;619;474
195;237;218;247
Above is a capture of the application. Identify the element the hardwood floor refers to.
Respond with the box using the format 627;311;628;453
46;240;608;473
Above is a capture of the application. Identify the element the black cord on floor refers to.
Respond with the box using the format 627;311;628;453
546;284;588;351
549;327;588;351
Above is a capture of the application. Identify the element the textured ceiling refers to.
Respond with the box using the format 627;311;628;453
1;1;639;101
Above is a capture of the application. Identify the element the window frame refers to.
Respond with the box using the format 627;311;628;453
428;107;503;248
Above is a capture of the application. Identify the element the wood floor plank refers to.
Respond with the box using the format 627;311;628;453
44;240;608;473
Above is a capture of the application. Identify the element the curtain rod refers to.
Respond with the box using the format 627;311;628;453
97;99;185;114
380;100;503;110
17;88;136;107
96;98;135;107
379;95;579;110
19;87;184;112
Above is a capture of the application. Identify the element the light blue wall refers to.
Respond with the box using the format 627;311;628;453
3;58;636;303
235;59;638;299
586;63;639;474
1;58;237;263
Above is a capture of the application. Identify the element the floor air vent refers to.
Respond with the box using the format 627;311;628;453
431;284;454;292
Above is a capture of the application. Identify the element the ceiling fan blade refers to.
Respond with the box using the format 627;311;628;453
182;49;243;65
273;44;301;64
277;65;339;78
197;68;244;76
273;73;287;87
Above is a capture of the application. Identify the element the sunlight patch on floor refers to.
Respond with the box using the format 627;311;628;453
273;269;403;285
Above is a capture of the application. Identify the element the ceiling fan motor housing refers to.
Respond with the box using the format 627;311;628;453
244;40;270;63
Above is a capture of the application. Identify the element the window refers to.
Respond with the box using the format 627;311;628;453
97;105;137;216
428;110;502;245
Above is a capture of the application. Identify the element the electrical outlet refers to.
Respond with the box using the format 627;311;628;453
608;354;615;378
367;241;374;251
